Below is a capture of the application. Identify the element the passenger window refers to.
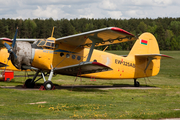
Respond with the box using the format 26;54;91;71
60;53;64;57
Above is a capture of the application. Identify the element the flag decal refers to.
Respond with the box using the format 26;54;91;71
140;39;148;45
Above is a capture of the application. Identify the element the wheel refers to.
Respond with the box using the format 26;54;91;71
43;81;53;90
135;81;140;87
25;79;35;88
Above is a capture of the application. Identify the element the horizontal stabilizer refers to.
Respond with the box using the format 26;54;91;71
135;54;172;73
135;54;173;59
54;62;112;76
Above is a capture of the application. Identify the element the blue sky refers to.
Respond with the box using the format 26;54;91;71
0;0;180;19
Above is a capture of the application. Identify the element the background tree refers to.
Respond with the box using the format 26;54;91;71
0;17;180;50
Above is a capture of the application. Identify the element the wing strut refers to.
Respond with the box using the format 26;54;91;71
86;34;103;62
86;41;95;62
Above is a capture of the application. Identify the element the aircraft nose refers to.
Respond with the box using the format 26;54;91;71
11;41;32;69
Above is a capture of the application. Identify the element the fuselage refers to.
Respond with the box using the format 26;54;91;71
30;38;160;79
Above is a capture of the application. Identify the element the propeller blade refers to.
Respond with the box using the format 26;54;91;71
12;27;18;48
4;42;12;53
12;52;17;59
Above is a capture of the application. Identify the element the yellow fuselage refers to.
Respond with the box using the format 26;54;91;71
31;44;160;79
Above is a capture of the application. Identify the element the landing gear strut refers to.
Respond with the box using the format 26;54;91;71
43;81;53;90
24;67;55;90
134;78;140;87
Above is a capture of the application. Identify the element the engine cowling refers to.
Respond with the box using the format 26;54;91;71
11;41;32;69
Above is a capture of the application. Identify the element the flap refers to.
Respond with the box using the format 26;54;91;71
56;27;136;48
54;62;112;76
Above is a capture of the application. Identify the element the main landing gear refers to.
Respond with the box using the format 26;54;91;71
24;67;54;90
134;78;140;87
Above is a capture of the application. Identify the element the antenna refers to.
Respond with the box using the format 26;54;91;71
51;26;56;37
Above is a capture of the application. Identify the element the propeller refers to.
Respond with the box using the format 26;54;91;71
4;27;18;60
3;27;18;71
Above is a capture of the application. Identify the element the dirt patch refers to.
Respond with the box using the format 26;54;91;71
28;101;47;105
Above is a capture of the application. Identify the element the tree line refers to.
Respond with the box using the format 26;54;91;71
0;17;180;50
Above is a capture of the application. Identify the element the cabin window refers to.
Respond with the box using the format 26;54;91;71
77;56;81;60
72;55;76;59
60;53;64;57
55;44;59;48
66;54;70;58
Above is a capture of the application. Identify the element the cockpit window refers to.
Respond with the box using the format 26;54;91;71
39;40;46;46
35;39;55;49
34;40;41;45
46;42;51;47
52;43;55;48
47;40;54;42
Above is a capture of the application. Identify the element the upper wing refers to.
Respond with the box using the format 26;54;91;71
0;38;36;48
54;61;112;76
16;39;36;43
0;38;13;47
56;27;136;48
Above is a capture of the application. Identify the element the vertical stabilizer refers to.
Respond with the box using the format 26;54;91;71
128;32;160;56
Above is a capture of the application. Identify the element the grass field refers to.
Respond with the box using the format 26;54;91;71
0;51;180;119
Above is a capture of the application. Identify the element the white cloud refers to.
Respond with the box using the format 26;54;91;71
80;13;94;19
107;11;122;19
99;0;117;10
153;0;172;6
0;0;180;19
125;10;147;18
32;5;62;19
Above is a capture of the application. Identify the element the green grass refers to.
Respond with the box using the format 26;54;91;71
0;51;180;119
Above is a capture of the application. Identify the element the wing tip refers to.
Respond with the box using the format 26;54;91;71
161;54;173;58
0;38;12;42
111;27;134;36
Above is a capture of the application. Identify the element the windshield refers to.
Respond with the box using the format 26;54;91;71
35;39;55;49
39;40;46;46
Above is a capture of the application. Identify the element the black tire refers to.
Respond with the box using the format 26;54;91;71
135;81;140;87
43;81;53;90
25;79;35;88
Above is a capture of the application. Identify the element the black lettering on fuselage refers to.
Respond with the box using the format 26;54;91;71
115;59;135;68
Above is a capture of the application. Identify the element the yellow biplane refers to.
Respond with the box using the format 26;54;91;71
0;27;172;90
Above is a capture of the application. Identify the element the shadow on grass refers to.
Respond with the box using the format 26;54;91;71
1;81;158;92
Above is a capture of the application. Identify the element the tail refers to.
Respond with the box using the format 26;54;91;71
128;32;160;56
128;32;161;78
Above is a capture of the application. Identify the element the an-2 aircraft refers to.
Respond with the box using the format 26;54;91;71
0;27;172;90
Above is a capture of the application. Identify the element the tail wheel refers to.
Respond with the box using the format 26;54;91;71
25;79;35;88
43;81;53;90
135;81;140;87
